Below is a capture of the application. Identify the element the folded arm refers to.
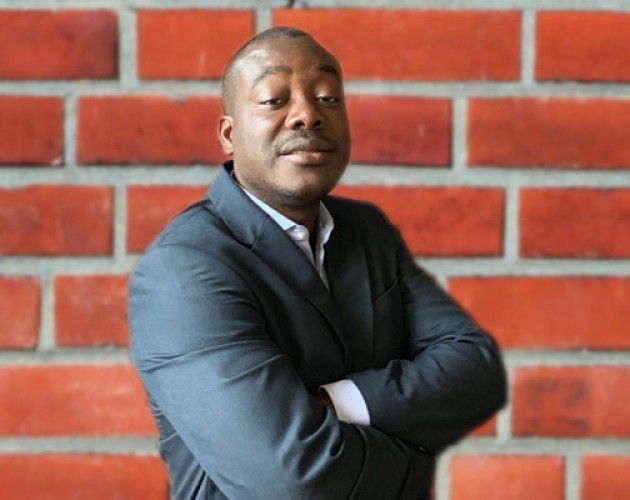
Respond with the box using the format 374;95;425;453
129;244;432;499
345;216;507;453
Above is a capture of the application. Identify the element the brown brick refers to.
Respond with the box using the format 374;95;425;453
0;186;113;256
0;365;156;436
332;186;504;256
55;275;129;347
138;9;254;79
537;12;630;82
582;455;630;500
449;277;630;349
77;96;224;165
451;455;564;500
0;277;40;349
0;10;117;79
513;367;630;437
468;98;630;169
520;188;630;258
347;96;451;166
274;9;521;80
0;96;63;166
0;454;167;500
126;185;206;253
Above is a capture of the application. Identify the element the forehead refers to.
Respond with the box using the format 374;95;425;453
235;37;342;86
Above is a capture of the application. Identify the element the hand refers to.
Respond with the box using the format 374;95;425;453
313;388;335;413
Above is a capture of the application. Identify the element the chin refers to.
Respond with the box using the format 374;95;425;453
277;182;335;207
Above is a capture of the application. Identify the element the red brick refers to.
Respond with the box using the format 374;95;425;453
0;186;113;256
138;10;254;79
77;96;224;165
0;277;40;349
0;10;117;80
537;12;630;82
449;277;630;349
468;98;630;169
0;365;156;436
582;456;630;500
332;186;504;256
470;416;497;437
450;455;564;500
520;188;630;258
55;275;129;347
274;10;520;81
513;367;630;437
346;96;451;166
127;185;206;253
0;96;63;166
0;454;167;500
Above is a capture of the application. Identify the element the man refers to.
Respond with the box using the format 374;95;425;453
129;27;506;499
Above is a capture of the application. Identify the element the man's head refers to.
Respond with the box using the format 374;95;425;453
218;27;351;216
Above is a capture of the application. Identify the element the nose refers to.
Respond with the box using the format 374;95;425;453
286;97;323;130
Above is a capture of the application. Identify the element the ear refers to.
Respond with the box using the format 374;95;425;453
218;115;235;156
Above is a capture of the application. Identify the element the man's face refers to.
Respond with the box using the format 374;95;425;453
219;37;351;211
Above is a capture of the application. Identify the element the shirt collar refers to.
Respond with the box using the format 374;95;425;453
240;187;334;245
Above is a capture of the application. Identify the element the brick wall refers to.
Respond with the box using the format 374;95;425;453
1;1;629;498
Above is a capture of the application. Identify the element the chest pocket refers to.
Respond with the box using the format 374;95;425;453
372;280;406;367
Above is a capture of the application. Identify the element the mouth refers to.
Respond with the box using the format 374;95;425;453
277;137;337;165
278;138;336;155
282;150;333;164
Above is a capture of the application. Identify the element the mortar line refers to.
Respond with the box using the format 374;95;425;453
521;9;536;84
119;7;139;91
37;272;56;352
566;454;581;500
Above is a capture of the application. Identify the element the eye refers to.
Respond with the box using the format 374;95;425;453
316;95;341;105
259;98;286;107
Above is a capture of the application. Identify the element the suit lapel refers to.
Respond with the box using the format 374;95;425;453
324;206;374;372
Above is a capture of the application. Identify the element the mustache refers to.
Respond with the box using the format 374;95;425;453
276;131;338;156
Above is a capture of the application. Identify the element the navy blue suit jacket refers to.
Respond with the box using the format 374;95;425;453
129;162;506;499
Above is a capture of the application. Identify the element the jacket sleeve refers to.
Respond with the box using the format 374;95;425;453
129;243;433;500
347;215;508;454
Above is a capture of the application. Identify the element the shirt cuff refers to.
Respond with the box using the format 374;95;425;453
321;379;370;426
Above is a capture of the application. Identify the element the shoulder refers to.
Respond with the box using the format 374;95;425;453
324;194;397;239
131;197;246;289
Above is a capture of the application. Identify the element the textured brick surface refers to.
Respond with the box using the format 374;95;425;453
346;96;451;166
0;186;113;256
513;367;630;437
77;96;224;165
537;12;630;82
520;188;630;258
468;98;630;168
126;185;206;253
450;455;564;500
2;4;630;497
332;186;504;256
0;454;167;500
0;365;156;436
581;456;630;500
0;96;64;166
55;275;129;346
138;10;254;79
274;9;521;80
0;277;40;349
449;277;630;349
0;10;117;79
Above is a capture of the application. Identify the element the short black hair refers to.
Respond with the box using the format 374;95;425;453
221;27;313;114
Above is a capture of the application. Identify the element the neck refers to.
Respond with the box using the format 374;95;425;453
276;204;319;234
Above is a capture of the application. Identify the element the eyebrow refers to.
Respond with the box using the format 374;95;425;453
250;63;342;88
